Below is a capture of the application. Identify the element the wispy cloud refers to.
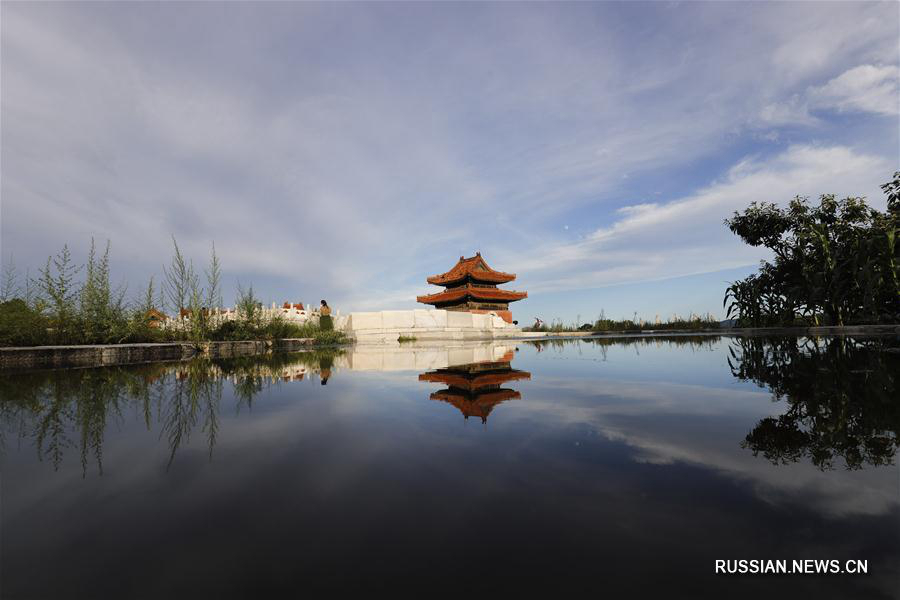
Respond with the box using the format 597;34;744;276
1;2;896;317
504;145;891;293
809;64;899;116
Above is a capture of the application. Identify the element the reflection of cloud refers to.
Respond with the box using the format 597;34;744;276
514;376;899;517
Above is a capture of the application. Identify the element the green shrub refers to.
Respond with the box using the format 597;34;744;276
0;299;50;346
1;238;351;348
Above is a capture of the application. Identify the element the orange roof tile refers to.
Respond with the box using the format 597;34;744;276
427;253;516;285
430;389;520;422
419;369;531;391
417;283;527;305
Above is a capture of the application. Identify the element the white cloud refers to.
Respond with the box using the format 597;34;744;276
758;94;816;127
755;63;898;128
808;64;899;116
1;2;897;314
504;145;891;293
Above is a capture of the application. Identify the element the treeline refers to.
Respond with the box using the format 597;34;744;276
0;237;345;347
724;172;900;327
526;312;720;333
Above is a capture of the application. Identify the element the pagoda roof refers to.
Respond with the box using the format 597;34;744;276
430;389;520;422
427;253;516;286
417;284;527;305
419;368;531;391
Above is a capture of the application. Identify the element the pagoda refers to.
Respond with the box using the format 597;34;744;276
416;252;527;323
419;351;531;423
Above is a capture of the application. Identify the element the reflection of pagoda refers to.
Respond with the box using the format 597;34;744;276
419;351;530;423
416;253;527;324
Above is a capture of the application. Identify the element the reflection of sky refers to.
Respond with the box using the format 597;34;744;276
2;339;898;598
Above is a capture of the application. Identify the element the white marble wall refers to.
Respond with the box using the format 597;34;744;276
343;309;520;343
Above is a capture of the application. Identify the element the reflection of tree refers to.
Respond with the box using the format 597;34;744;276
0;348;344;473
37;381;74;472
524;335;721;363
729;336;899;469
163;360;222;469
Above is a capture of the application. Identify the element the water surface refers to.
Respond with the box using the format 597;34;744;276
2;336;898;598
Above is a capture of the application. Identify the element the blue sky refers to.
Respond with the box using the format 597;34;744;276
1;1;897;323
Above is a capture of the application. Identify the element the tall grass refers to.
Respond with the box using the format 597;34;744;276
524;310;720;333
0;238;347;347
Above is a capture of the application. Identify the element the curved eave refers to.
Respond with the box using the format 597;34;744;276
416;286;527;305
430;389;521;407
427;271;516;286
418;370;532;390
430;389;521;423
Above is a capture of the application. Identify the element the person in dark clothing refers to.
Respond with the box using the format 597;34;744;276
319;299;333;331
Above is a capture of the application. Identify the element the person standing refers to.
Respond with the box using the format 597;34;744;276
319;299;333;331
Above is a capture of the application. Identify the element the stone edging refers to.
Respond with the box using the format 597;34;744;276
0;338;317;370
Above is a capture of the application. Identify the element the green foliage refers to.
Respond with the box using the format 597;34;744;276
38;244;82;343
79;239;129;343
593;314;719;332
1;255;18;302
725;173;900;327
235;283;262;328
162;235;195;317
1;238;349;348
206;242;223;311
310;328;349;345
524;312;719;333
140;277;156;315
0;299;49;346
208;309;348;345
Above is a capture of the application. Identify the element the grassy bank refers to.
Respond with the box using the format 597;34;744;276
0;238;348;348
525;313;721;333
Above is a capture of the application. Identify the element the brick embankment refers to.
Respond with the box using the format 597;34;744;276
0;338;316;370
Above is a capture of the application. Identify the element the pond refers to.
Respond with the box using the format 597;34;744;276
1;335;898;598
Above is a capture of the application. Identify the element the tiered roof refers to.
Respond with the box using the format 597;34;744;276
430;389;520;422
426;253;516;286
416;284;527;305
418;252;527;306
420;357;530;423
418;367;531;392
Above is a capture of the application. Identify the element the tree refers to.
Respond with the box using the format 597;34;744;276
38;244;82;342
80;239;111;342
1;255;17;302
141;276;156;315
724;173;900;326
205;242;223;312
163;236;194;318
